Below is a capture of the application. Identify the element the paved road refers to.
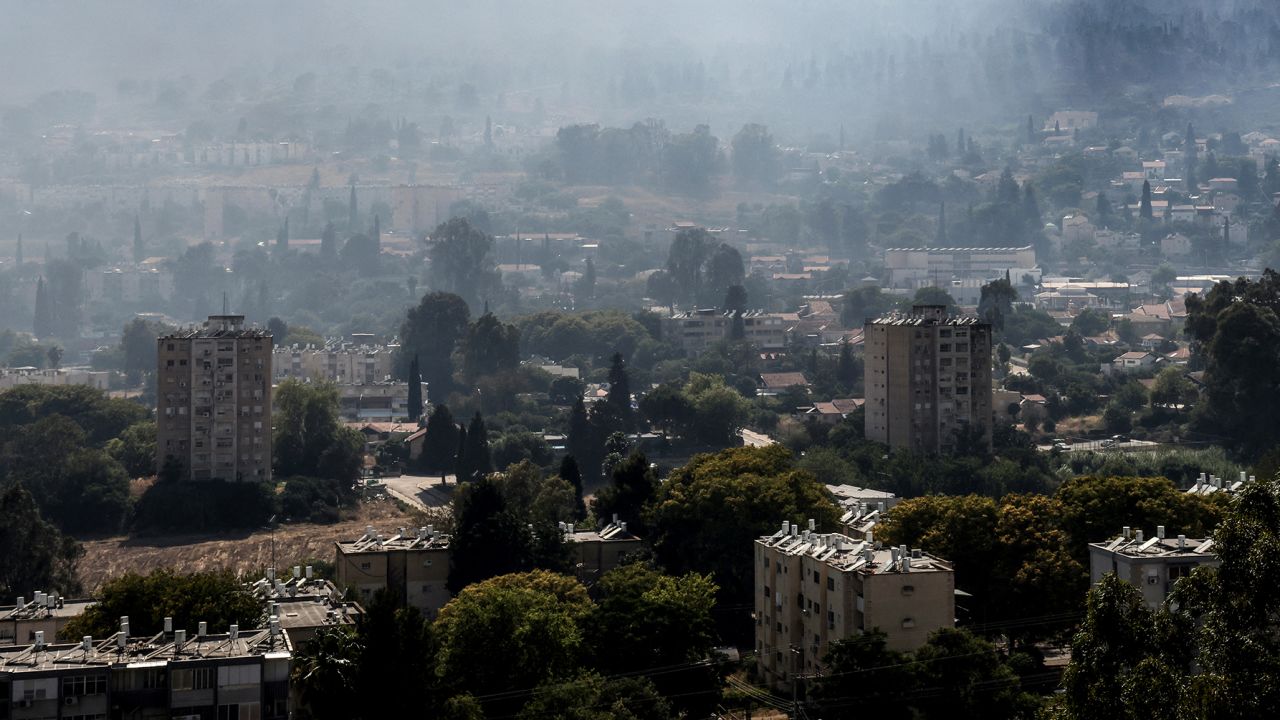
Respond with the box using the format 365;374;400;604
374;473;457;511
1036;439;1160;453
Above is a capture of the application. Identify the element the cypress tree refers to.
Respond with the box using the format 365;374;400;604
454;424;470;483
484;115;493;148
558;455;587;520
935;202;947;246
465;412;491;478
607;352;632;430
133;215;144;263
567;398;595;481
348;185;358;231
33;276;53;337
15;234;22;266
276;217;289;251
1021;182;1042;234
321;221;337;259
407;354;423;423
371;214;381;256
1140;181;1154;220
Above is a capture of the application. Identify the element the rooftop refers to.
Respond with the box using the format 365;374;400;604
160;314;271;340
1;592;94;621
1090;527;1214;559
758;521;951;575
336;525;451;554
0;626;289;673
562;519;640;543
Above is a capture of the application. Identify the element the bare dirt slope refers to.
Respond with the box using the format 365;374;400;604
77;498;413;593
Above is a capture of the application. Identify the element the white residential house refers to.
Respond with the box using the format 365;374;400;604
1110;351;1161;374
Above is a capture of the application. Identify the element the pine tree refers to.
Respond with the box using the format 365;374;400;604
1140;181;1154;220
607;352;632;430
321;221;337;259
132;215;144;263
33;276;53;337
276;217;289;251
348;185;358;231
407;354;423;423
371;215;381;256
1026;115;1036;145
558;455;587;520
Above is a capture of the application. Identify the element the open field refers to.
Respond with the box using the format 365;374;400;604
76;497;415;593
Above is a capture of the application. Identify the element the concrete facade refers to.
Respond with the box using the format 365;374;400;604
334;526;453;618
157;315;273;482
864;306;993;453
754;522;955;691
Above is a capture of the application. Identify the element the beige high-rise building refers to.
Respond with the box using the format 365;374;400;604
754;522;955;692
864;304;992;453
157;315;273;482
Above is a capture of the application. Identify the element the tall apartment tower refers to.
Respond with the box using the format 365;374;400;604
864;304;992;453
157;315;273;481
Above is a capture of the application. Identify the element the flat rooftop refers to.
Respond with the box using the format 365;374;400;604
0;629;289;673
1;597;95;621
758;524;951;575
1091;533;1214;559
336;526;451;554
563;520;641;544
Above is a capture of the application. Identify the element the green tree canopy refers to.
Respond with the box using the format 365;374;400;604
648;445;841;603
61;569;260;639
399;290;471;395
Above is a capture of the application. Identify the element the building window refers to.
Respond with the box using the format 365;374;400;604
902;585;915;596
902;618;916;629
813;571;820;584
360;562;371;570
827;577;835;591
62;674;108;696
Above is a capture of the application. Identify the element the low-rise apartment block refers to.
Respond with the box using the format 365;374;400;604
1088;526;1218;609
0;592;94;646
0;619;291;719
563;519;644;580
335;526;453;618
661;309;790;353
755;521;955;691
883;246;1038;290
0;367;111;392
272;344;396;385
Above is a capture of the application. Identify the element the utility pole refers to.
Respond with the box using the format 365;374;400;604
791;645;802;719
